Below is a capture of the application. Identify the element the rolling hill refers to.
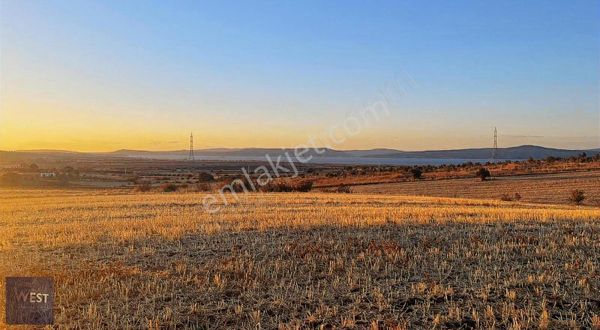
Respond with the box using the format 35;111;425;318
3;145;598;162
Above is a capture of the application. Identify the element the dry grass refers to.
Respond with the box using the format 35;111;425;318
308;160;600;189
1;188;599;328
353;170;600;206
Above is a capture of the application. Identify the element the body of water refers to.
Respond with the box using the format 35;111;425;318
139;155;519;166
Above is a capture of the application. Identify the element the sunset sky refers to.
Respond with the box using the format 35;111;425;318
1;1;598;152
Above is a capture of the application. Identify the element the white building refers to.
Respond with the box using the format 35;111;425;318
40;172;56;178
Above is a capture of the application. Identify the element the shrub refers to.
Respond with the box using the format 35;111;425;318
295;180;313;192
260;180;313;192
160;183;179;192
268;182;293;192
217;176;254;193
570;189;585;205
336;185;353;193
476;168;491;181
514;193;522;201
197;172;215;182
260;182;290;192
134;182;152;192
410;167;422;180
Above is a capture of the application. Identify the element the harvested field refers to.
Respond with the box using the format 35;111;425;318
1;189;599;328
352;170;600;206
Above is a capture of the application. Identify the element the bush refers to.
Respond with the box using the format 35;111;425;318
295;180;313;192
336;185;353;193
197;172;215;182
514;193;522;201
269;182;287;192
570;189;585;205
134;182;152;192
476;168;491;181
261;182;293;192
410;167;422;180
160;183;179;192
260;180;313;192
217;176;253;193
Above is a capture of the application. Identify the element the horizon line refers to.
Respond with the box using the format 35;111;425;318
3;144;600;154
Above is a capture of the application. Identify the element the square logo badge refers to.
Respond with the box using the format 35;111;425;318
5;277;54;325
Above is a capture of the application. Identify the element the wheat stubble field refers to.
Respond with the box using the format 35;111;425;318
1;189;599;329
352;171;600;206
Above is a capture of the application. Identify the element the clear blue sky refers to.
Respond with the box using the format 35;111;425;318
1;0;598;151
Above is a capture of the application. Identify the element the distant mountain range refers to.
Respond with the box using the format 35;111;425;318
106;147;403;158
108;145;600;160
3;145;598;163
371;145;600;160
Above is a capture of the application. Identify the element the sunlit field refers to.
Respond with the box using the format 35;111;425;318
1;189;599;328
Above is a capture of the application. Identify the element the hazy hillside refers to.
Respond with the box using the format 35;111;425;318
2;145;598;163
374;145;599;160
106;145;598;160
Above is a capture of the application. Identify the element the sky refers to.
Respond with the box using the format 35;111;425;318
0;0;599;151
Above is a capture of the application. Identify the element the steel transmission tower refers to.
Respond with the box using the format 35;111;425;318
188;132;195;161
491;127;498;161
